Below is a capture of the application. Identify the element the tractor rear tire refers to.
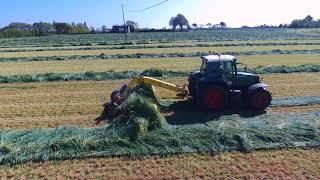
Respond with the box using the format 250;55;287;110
250;89;272;110
200;86;227;110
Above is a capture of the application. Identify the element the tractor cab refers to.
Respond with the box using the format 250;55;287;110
199;55;237;84
188;54;271;110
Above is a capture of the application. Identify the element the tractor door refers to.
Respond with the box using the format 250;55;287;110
221;61;235;87
200;58;208;74
231;61;238;89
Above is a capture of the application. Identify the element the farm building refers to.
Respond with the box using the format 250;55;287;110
111;25;130;33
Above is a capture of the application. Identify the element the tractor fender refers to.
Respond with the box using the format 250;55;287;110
248;83;269;94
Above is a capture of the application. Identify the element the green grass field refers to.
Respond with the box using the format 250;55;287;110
0;29;319;178
0;28;319;47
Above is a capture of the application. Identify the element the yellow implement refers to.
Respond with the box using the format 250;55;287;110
127;76;188;98
95;76;189;123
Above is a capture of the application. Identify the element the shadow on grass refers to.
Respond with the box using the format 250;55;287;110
162;100;266;125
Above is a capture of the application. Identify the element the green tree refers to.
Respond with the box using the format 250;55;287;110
101;25;108;33
126;20;139;32
54;22;72;34
5;22;33;31
192;23;198;29
90;26;96;33
32;22;53;36
175;14;189;31
74;23;90;34
169;17;177;30
220;22;227;28
289;15;320;28
169;14;189;31
0;22;33;38
84;22;89;30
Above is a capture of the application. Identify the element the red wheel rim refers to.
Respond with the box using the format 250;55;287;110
203;88;225;109
253;91;270;109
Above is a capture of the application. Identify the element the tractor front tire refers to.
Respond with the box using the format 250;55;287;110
250;89;272;110
200;86;227;110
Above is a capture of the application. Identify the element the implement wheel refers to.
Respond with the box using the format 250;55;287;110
250;89;272;110
201;86;226;110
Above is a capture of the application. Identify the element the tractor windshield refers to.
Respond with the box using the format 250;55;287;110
205;61;235;80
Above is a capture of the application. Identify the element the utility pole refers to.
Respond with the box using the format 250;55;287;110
122;3;128;44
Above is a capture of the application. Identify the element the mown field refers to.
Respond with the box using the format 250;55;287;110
2;44;320;58
1;28;320;47
0;73;319;129
0;55;319;75
0;29;319;178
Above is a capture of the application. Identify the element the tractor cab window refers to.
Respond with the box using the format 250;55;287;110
200;59;208;73
223;61;233;74
222;61;234;80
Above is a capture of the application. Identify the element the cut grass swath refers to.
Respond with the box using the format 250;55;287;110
0;65;319;83
0;109;319;165
1;49;320;62
0;91;319;165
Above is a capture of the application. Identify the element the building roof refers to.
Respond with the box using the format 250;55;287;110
202;54;236;62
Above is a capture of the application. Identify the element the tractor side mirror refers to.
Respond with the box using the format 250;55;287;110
236;62;247;72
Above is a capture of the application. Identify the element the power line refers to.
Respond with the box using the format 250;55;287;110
128;0;169;13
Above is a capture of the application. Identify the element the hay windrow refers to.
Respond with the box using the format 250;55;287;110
0;94;319;165
0;111;319;165
113;93;167;139
2;42;320;53
271;96;320;107
0;64;319;84
1;49;320;62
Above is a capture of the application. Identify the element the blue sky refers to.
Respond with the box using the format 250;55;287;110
1;0;320;28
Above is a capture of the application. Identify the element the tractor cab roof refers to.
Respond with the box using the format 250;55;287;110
201;54;236;62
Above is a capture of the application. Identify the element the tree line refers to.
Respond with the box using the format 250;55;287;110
169;14;320;31
169;14;227;31
1;15;320;38
288;15;320;28
246;15;320;29
0;21;91;38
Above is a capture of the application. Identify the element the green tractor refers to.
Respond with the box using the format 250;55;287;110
188;54;272;110
96;54;272;123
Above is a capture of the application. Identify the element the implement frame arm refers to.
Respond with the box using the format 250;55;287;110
127;76;188;98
